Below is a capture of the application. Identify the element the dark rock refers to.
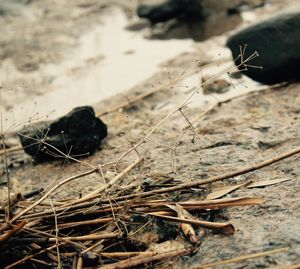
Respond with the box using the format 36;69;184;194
138;0;240;24
137;0;188;25
227;9;300;84
203;79;231;95
18;106;107;161
137;0;241;41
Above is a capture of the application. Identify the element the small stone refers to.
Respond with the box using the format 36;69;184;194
203;79;231;95
18;106;107;161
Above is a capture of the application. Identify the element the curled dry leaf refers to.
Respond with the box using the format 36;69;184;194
179;223;198;244
169;205;196;241
168;204;198;244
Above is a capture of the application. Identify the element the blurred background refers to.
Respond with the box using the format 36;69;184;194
0;0;299;129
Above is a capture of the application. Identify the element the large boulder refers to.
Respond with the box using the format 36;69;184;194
227;9;300;84
19;106;107;161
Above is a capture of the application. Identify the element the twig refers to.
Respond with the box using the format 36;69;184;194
0;145;23;156
186;81;289;129
109;146;300;201
49;197;61;269
72;255;78;269
46;232;122;242
76;255;83;269
178;108;201;140
4;243;66;269
66;157;143;206
58;217;114;229
97;66;189;118
114;49;259;166
100;251;154;258
97;86;163;117
23;226;89;251
273;264;300;269
98;248;194;269
1;135;11;220
194;247;289;268
0;220;27;245
0;88;12;221
30;258;51;266
19;197;262;222
2;167;98;228
148;213;234;235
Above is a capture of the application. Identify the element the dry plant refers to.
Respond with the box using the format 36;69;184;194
0;45;298;268
0;85;53;221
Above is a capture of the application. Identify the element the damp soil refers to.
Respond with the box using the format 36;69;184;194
2;82;300;268
0;0;300;268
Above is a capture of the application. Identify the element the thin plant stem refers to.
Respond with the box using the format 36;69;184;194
49;197;61;269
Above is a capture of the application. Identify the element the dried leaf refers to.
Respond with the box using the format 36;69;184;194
133;197;263;210
206;181;251;200
179;197;264;210
166;204;198;244
176;204;195;220
166;204;194;220
175;204;186;219
176;204;198;244
179;223;198;244
165;204;178;214
247;178;291;188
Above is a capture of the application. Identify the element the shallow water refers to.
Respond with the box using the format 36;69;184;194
1;7;194;129
0;6;266;132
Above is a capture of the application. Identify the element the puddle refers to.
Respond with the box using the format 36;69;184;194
1;7;194;130
0;6;268;132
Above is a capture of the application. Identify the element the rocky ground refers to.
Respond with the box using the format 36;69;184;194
0;0;299;268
